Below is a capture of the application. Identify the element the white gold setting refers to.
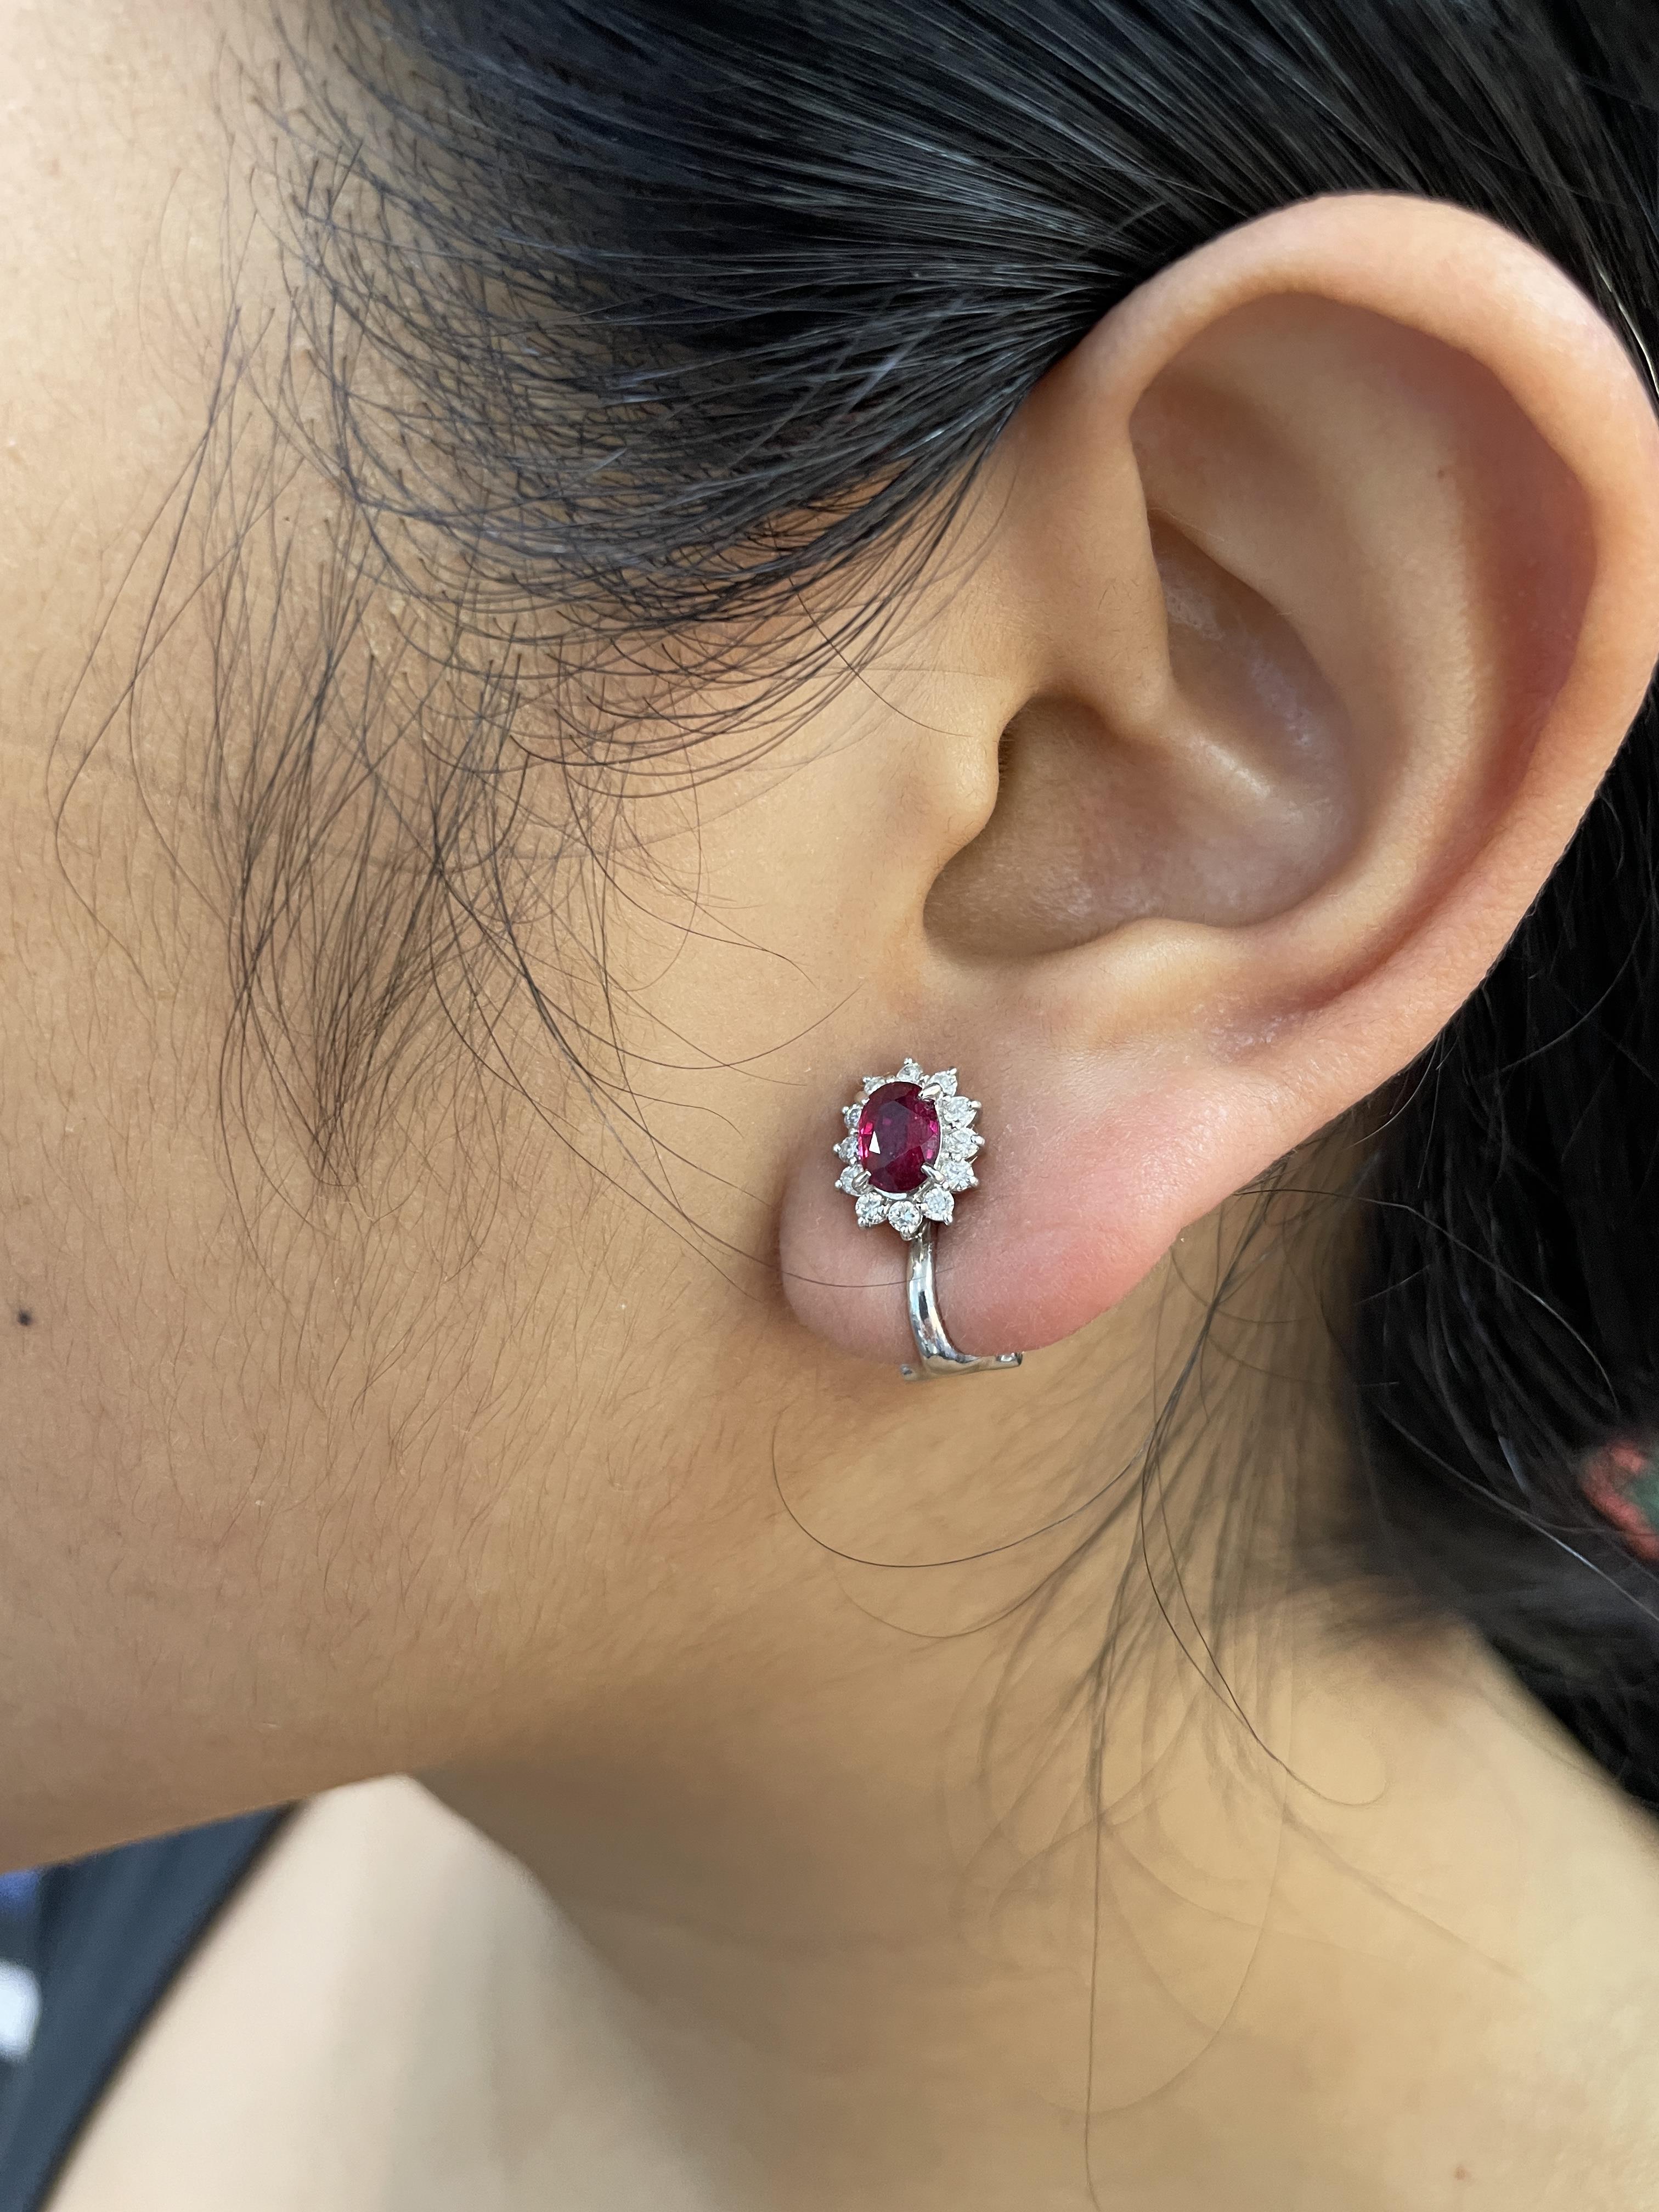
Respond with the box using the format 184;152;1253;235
831;1054;1022;1381
831;1057;985;1240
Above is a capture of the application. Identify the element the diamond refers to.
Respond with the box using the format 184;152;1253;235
856;1082;941;1194
855;1190;888;1228
929;1069;958;1096
833;1134;859;1164
936;1158;977;1193
889;1200;923;1238
940;1094;975;1126
836;1166;867;1196
921;1186;954;1223
897;1057;924;1082
843;1104;862;1132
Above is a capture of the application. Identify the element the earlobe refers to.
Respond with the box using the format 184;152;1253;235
779;194;1659;1370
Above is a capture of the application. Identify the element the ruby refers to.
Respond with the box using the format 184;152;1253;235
856;1081;940;1194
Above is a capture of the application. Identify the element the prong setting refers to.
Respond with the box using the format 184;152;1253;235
834;1057;991;1240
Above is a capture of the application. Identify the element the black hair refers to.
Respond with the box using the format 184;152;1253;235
279;0;1659;1790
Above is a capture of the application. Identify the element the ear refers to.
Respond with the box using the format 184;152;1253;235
777;193;1659;1367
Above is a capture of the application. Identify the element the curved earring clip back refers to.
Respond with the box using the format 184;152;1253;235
900;1223;1023;1382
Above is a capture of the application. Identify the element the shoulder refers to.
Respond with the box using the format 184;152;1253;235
45;1780;551;2212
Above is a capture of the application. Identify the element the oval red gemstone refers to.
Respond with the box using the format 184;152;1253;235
856;1081;940;1194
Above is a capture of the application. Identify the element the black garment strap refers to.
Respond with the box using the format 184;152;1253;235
0;1810;291;2212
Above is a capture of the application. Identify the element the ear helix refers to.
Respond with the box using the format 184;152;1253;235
831;1057;1024;1380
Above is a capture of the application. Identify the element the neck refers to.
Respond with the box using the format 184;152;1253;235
426;1255;1659;2209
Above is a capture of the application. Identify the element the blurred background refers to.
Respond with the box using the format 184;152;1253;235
0;1873;41;2078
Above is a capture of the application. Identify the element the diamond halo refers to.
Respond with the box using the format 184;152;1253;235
832;1056;988;1241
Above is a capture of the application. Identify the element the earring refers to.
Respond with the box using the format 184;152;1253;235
1583;1438;1659;1563
833;1058;1024;1381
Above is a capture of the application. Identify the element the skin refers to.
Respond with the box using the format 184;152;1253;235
8;2;1659;2206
